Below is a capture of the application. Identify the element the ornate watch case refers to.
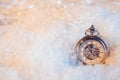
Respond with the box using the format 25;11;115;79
75;25;109;65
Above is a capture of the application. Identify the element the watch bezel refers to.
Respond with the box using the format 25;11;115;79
75;36;109;65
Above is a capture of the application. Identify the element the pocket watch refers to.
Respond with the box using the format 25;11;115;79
75;25;109;65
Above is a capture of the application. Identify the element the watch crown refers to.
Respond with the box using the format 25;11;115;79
85;25;99;36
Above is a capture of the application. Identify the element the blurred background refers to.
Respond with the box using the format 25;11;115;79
0;0;120;80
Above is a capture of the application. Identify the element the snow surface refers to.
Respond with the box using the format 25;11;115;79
0;0;120;80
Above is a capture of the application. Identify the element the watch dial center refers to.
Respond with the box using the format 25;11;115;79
83;44;100;60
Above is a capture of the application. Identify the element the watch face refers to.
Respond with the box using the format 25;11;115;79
78;40;106;65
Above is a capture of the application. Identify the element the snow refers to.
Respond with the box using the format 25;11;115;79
0;0;120;80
